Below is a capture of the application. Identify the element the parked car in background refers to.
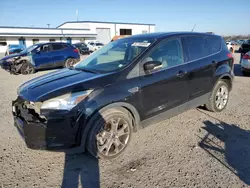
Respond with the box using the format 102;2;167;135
226;41;236;52
5;44;24;56
239;40;250;63
12;32;234;159
0;42;80;74
73;42;90;55
241;51;250;75
87;42;104;52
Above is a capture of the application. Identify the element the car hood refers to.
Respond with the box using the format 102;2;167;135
18;68;112;102
1;52;27;61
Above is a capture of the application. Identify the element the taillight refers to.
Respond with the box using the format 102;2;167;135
227;53;233;58
73;48;79;53
227;53;234;64
243;54;250;59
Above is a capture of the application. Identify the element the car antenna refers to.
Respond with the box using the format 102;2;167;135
191;24;196;32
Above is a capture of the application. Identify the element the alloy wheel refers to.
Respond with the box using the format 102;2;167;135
66;59;76;67
215;85;229;110
96;117;130;157
23;64;33;74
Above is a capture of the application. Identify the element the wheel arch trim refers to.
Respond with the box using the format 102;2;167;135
78;102;141;150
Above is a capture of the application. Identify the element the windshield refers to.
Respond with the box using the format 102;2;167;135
22;44;39;53
74;38;153;72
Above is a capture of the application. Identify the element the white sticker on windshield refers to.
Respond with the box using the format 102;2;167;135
132;42;151;47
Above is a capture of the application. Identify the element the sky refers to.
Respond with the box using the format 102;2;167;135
0;0;249;36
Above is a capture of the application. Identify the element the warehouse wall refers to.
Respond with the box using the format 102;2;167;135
59;22;156;43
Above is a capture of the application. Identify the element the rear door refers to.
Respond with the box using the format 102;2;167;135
183;35;220;100
50;43;67;67
139;37;189;120
33;44;54;69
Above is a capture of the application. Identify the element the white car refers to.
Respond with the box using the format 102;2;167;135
241;51;250;75
226;42;235;52
88;42;104;52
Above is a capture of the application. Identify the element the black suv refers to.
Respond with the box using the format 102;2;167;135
12;32;234;159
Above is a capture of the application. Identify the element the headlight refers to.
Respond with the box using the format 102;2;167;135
41;90;93;110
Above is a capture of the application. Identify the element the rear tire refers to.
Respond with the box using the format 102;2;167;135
20;62;35;75
64;58;76;68
86;107;133;160
205;80;230;112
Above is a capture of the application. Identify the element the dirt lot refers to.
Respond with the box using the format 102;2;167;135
0;53;250;188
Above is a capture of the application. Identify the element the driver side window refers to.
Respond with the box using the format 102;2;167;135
38;44;50;53
142;38;184;71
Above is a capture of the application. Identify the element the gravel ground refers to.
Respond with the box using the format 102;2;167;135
0;53;250;188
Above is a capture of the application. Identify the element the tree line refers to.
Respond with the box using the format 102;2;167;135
223;35;250;41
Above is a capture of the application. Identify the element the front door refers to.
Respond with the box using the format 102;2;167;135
139;37;189;120
33;44;54;69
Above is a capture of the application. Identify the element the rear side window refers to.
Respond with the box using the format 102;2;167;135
52;44;65;51
206;36;221;54
186;36;209;61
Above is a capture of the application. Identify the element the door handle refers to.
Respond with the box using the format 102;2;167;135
176;70;187;77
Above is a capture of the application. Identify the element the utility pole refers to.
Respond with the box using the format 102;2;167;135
47;24;50;28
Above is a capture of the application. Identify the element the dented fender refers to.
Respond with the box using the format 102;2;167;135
9;56;32;75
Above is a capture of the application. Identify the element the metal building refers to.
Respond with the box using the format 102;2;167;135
0;21;155;54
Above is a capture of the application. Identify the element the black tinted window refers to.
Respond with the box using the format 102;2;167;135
206;36;221;54
52;44;65;50
40;44;50;52
186;36;209;61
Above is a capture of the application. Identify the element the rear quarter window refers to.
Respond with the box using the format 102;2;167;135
186;36;209;61
206;36;221;54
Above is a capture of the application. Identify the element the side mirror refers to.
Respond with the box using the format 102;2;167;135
35;50;41;54
144;61;162;73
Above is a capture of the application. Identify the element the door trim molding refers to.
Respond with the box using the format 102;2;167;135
141;92;210;128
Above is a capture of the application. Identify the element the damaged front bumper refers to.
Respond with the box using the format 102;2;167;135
1;59;22;74
12;97;82;150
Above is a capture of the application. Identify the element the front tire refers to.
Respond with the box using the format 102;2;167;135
86;108;133;160
205;80;230;112
20;62;35;75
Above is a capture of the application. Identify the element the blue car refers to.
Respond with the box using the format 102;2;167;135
5;44;25;56
0;42;80;74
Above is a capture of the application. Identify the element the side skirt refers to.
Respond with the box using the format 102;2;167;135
140;93;211;128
